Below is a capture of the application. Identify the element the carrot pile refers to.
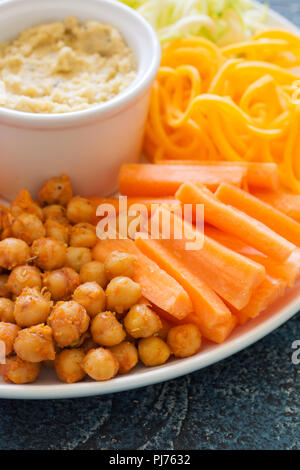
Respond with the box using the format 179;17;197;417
144;30;300;194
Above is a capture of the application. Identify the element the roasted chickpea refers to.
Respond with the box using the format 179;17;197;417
65;246;92;272
69;223;97;248
0;298;15;323
39;174;73;206
80;261;107;288
0;238;30;270
124;304;162;339
11;213;45;245
104;251;137;280
82;348;119;381
2;356;41;384
167;324;202;358
66;196;94;224
10;189;43;220
14;324;55;362
48;300;90;348
138;337;171;366
0;322;20;355
73;282;105;317
110;341;138;374
31;237;66;271
7;265;42;297
54;349;86;384
43;267;80;301
43;205;69;225
91;311;126;347
0;274;10;298
106;276;141;314
44;219;70;244
14;287;52;327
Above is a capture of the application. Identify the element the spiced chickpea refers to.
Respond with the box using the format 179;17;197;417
43;205;69;225
39;174;73;206
66;196;94;224
110;341;138;374
106;276;142;314
104;251;137;280
69;223;97;248
82;348;119;381
11;213;45;245
7;265;42;297
48;301;90;348
73;282;106;317
43;267;80;301
10;189;43;220
2;357;41;384
124;304;162;339
14;287;52;327
0;274;10;298
80;261;107;288
0;322;20;355
0;238;30;270
167;324;202;358
0;298;15;323
31;237;66;271
65;247;92;272
54;349;86;384
14;324;55;362
138;337;171;366
44;219;70;244
91;311;126;347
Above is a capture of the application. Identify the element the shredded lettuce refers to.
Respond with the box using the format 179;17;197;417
118;0;268;45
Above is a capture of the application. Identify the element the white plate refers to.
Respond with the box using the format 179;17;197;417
1;4;300;399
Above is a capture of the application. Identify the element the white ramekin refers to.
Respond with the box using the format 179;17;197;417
0;0;161;200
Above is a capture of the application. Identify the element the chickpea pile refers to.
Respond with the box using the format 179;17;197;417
0;175;202;385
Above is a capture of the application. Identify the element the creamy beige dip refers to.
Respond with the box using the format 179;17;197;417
0;16;137;113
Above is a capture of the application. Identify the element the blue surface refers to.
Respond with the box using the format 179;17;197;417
0;0;300;450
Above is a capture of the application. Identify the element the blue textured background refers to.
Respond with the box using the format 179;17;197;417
0;0;299;450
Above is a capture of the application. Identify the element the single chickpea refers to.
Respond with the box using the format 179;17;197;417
39;174;73;206
31;237;66;271
0;298;15;323
14;324;55;362
54;349;86;384
7;265;42;297
48;300;90;348
73;282;106;317
82;348;119;381
69;223;97;248
66;196;95;224
106;276;141;314
44;219;70;244
10;189;43;221
91;311;126;347
65;246;92;272
138;337;171;366
14;287;52;327
43;267;80;301
43;204;69;225
2;356;41;384
110;341;138;374
0;274;10;298
0;238;30;270
0;322;20;355
104;251;137;280
80;261;107;288
124;304;162;339
11;213;46;245
167;324;202;358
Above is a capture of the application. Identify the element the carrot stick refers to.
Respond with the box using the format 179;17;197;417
159;161;279;191
251;190;300;223
216;183;300;246
176;182;295;261
92;239;192;320
135;237;236;343
118;164;247;197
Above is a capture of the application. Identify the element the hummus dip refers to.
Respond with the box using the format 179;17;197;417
0;17;137;113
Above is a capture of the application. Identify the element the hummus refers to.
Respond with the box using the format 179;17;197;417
0;17;137;113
